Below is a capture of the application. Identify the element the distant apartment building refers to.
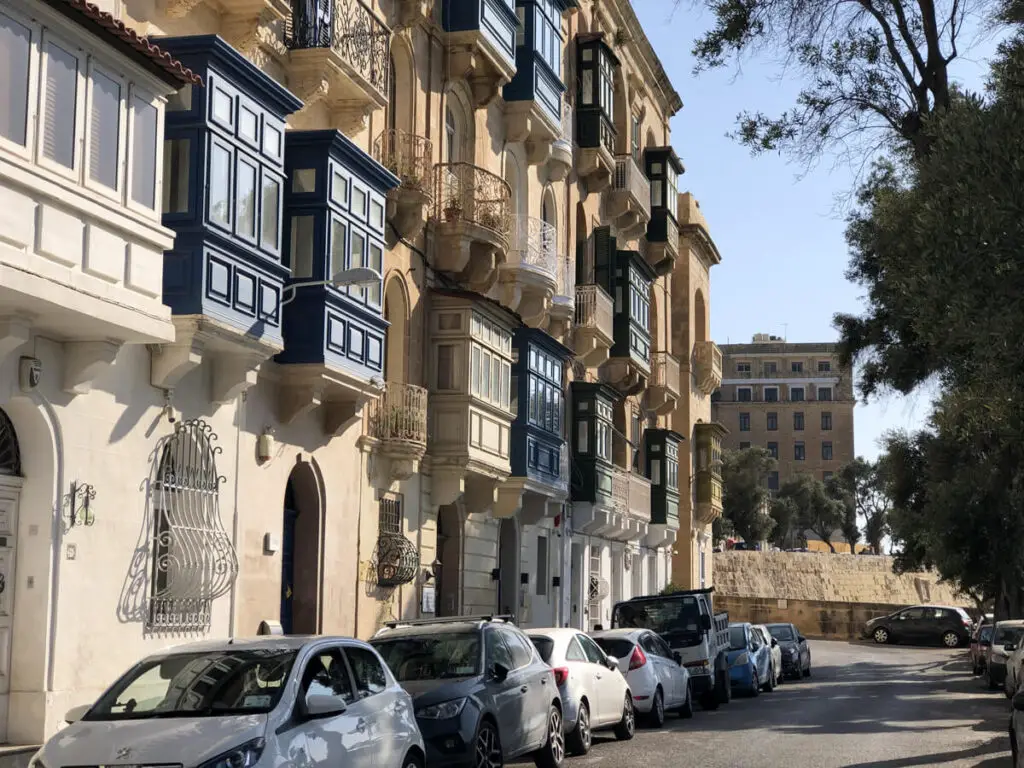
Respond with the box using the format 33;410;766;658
712;335;855;490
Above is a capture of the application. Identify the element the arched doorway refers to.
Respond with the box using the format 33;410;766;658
436;503;462;616
280;461;323;634
384;277;409;384
497;518;519;617
0;408;20;742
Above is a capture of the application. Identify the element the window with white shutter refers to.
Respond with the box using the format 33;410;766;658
89;69;120;189
0;12;31;146
43;40;78;168
131;95;157;208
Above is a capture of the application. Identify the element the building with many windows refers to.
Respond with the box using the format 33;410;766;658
0;0;727;743
712;336;855;493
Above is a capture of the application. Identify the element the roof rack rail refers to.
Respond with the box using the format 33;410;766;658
615;587;715;601
382;614;515;629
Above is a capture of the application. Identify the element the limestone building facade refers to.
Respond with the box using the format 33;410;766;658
0;0;725;742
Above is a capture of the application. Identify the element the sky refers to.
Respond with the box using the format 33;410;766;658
632;0;1001;459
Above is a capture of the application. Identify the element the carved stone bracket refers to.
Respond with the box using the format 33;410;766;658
323;398;363;436
331;103;375;136
150;336;203;392
165;0;204;18
431;467;465;507
492;484;524;519
278;380;323;425
0;316;31;372
290;76;331;109
63;340;122;395
222;9;288;67
211;354;262;404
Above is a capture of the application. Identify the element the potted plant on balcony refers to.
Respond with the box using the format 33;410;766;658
443;192;463;222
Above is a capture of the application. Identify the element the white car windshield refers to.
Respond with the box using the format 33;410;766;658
86;648;298;720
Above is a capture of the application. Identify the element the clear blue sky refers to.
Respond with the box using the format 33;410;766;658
633;0;1000;459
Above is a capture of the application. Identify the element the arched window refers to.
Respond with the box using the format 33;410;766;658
387;54;397;133
0;408;21;476
445;105;458;163
148;419;238;632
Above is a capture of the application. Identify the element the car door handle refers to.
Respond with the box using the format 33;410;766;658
356;718;367;733
520;685;528;694
595;673;603;679
541;676;547;685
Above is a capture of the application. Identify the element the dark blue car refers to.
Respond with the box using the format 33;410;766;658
727;623;774;696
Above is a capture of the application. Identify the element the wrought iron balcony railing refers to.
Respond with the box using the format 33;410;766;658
556;253;576;299
433;162;511;237
365;382;428;447
613;154;651;220
575;284;613;335
286;0;390;96
508;214;557;279
650;352;681;397
373;129;433;197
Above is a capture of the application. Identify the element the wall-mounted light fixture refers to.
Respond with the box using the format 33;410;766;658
63;481;96;529
257;427;275;463
424;557;442;583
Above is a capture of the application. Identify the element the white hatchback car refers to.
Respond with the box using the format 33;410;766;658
592;628;692;727
29;636;424;768
527;628;636;756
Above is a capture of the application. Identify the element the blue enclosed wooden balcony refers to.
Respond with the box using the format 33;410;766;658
153;35;303;402
575;33;618;192
644;428;683;548
498;327;573;521
569;381;619;533
443;0;519;107
502;0;575;163
603;247;657;394
644;147;684;275
277;130;399;434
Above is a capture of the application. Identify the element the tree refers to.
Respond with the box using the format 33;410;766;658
834;457;891;553
776;474;846;552
769;494;800;549
720;447;778;542
826;474;861;554
688;0;974;161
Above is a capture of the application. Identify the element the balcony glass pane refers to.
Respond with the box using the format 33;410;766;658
331;219;348;279
0;12;31;146
368;244;383;306
162;138;190;214
209;144;231;226
350;230;366;299
290;215;315;278
237;160;257;238
294;168;316;193
131;97;158;208
89;70;120;190
471;345;481;394
43;41;78;168
261;175;280;250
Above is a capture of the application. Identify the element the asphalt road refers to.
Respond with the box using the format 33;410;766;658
525;640;1014;768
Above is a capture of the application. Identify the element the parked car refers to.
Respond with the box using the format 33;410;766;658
526;628;634;755
371;616;564;768
611;587;732;710
726;622;775;695
863;604;974;647
754;625;783;689
970;621;994;675
1009;686;1024;766
766;622;812;679
990;621;1024;693
591;627;693;727
29;636;424;768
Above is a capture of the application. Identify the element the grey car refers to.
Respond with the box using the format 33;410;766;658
371;615;564;768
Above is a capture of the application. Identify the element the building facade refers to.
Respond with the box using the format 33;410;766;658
712;336;855;492
0;0;725;743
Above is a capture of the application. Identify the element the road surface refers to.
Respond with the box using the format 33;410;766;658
525;639;1014;768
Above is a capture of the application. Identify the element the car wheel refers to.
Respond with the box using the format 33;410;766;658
474;720;503;768
803;662;811;678
566;700;592;756
750;669;760;697
648;687;666;728
614;694;636;741
873;627;890;644
988;668;1000;691
1011;723;1019;766
402;751;424;768
679;682;694;719
763;664;776;692
942;631;961;648
533;704;564;768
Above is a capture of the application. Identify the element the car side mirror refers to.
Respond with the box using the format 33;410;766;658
64;704;90;724
673;652;682;665
605;656;619;670
300;690;347;720
700;614;712;631
771;638;779;648
797;636;806;643
1005;643;1017;653
490;662;510;683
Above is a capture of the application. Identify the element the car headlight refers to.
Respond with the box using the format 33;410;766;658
417;697;468;720
198;738;265;768
787;648;799;658
731;652;749;667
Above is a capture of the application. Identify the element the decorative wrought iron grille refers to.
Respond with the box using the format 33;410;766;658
371;493;419;587
433;162;511;236
286;0;391;97
374;130;434;197
148;419;238;632
0;409;20;476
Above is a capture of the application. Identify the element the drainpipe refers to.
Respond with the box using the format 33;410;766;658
33;390;63;696
228;391;244;638
354;447;365;636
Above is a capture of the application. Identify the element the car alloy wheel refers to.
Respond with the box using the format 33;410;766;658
750;669;760;697
475;722;503;768
873;627;890;644
547;707;565;765
576;702;592;752
651;689;665;727
943;631;961;648
615;694;636;740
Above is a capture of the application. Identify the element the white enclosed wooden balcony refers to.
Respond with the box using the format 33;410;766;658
573;285;614;367
498;215;558;327
285;0;391;133
374;129;433;241
606;155;651;241
647;352;681;415
549;254;575;338
606;467;651;541
363;382;428;488
694;340;723;395
432;163;511;293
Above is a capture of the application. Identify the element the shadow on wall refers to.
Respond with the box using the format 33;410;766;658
716;595;922;641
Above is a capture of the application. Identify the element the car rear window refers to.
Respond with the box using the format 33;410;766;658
993;626;1024;645
729;626;747;650
529;636;554;664
593;637;635;659
768;626;795;642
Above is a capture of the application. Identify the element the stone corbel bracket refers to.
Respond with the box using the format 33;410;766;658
0;316;32;373
64;340;123;395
